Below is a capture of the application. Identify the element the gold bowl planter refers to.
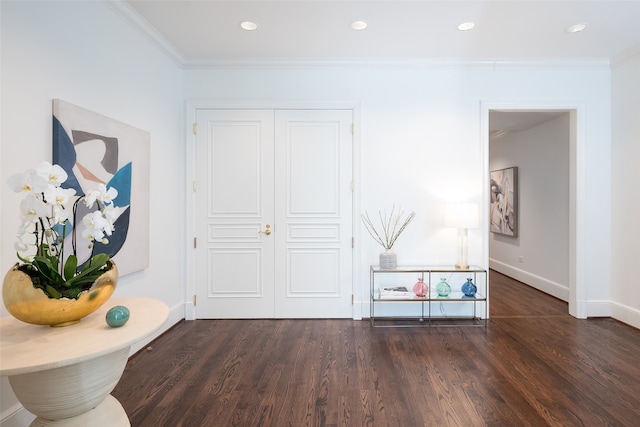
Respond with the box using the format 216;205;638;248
2;261;118;327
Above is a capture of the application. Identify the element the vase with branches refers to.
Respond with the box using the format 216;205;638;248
361;205;415;269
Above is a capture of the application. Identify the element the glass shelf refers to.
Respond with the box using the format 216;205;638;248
374;291;486;302
370;265;486;273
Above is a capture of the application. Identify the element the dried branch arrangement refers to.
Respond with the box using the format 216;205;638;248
361;205;415;250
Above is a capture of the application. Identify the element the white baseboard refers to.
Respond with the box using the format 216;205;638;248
489;259;569;301
129;301;184;354
488;260;640;326
610;302;640;330
584;300;612;318
0;402;35;426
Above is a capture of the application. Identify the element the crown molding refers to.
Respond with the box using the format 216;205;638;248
180;57;611;70
102;0;185;66
611;44;640;67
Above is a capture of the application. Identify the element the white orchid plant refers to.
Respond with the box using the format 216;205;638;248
7;161;122;299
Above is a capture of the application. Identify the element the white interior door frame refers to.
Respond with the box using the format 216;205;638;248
184;100;363;321
481;100;587;319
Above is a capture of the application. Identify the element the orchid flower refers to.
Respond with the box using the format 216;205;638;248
19;194;48;224
82;211;109;243
14;235;29;252
102;205;124;234
43;185;76;207
36;161;68;187
7;169;48;195
51;205;70;225
100;185;118;205
84;183;118;208
83;189;100;208
81;227;105;246
15;226;24;239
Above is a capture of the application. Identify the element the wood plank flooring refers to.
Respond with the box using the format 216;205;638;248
112;271;640;426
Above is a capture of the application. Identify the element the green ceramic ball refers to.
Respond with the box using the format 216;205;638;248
106;305;130;327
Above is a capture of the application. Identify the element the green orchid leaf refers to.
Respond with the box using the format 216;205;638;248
63;255;78;281
64;255;110;288
32;256;63;285
80;253;110;273
65;274;102;289
44;284;62;299
64;286;85;299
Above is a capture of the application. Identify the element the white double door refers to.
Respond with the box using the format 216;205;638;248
195;109;353;318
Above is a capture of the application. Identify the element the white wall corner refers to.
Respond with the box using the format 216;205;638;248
102;0;185;66
611;43;640;67
185;301;196;321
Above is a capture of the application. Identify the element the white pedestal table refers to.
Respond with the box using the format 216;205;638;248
0;297;168;426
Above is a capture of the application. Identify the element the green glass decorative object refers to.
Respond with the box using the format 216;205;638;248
436;278;451;297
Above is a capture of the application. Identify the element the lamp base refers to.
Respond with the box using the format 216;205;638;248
455;263;470;270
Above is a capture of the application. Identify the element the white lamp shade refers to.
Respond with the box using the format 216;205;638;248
444;202;479;229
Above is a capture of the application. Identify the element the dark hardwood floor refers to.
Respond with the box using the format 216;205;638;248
112;271;640;426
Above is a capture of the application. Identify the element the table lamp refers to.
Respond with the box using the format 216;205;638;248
444;202;479;269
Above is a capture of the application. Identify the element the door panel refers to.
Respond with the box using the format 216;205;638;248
274;110;353;318
195;110;275;318
195;109;352;319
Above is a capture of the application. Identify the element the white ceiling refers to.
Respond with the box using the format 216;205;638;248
112;1;637;133
118;0;640;66
489;110;567;137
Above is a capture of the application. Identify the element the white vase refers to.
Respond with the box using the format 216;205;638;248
379;250;397;269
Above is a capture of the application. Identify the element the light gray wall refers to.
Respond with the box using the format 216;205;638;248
1;2;185;422
489;115;571;300
182;64;612;320
611;50;640;326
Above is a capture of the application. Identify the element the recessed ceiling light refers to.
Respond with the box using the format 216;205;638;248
565;23;587;33
351;21;368;30
458;22;475;31
240;21;258;31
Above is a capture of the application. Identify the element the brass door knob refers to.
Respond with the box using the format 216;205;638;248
259;224;271;235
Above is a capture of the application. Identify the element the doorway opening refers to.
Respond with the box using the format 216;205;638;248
483;104;584;318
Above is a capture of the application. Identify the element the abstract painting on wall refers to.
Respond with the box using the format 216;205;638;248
52;99;150;276
490;166;518;237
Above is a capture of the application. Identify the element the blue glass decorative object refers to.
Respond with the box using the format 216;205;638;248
461;277;477;297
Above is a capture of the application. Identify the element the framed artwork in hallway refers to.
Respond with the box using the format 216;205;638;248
490;166;518;237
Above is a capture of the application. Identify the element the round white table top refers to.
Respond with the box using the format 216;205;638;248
0;297;169;376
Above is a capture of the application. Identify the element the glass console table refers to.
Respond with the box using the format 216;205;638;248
370;265;487;328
